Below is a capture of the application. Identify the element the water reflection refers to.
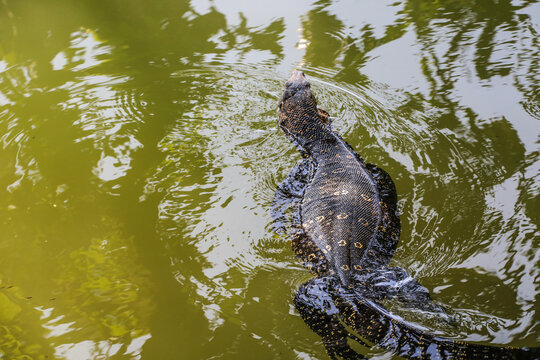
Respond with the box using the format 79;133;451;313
1;0;286;357
296;0;539;348
0;0;538;358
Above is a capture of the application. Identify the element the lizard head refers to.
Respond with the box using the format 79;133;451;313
278;71;332;147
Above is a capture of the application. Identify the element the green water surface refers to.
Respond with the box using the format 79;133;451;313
0;0;539;359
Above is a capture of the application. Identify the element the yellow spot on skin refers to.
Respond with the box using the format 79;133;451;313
328;210;334;216
326;245;332;251
340;265;350;271
308;253;316;260
354;265;362;271
354;242;363;248
337;213;349;219
358;218;369;226
338;240;347;246
361;194;373;201
333;190;349;196
316;216;325;222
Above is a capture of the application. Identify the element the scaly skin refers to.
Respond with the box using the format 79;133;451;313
278;71;400;286
275;71;539;360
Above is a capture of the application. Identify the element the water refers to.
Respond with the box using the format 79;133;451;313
0;0;538;358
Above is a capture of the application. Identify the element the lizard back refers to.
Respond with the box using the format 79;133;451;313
278;71;399;285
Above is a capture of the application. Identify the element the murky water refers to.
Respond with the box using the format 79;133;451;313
0;0;538;359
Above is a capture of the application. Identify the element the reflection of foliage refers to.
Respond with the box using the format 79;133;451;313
0;323;51;360
404;0;538;78
521;151;540;225
0;290;30;360
301;1;409;82
55;220;152;341
299;0;536;185
0;0;287;356
298;0;538;344
301;1;345;68
0;281;54;359
0;323;51;359
0;324;32;360
1;0;287;358
404;0;539;122
0;292;21;323
301;0;538;101
215;13;285;61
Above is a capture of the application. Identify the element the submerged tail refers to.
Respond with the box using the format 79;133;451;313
294;276;539;360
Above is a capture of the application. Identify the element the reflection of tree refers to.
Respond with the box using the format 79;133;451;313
298;0;536;234
387;1;535;273
404;0;538;80
297;0;538;344
301;0;538;101
405;0;539;127
221;13;285;60
0;0;287;357
301;0;345;68
301;1;408;82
